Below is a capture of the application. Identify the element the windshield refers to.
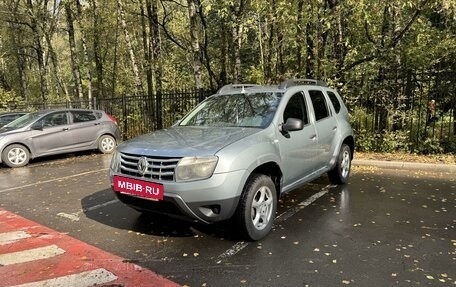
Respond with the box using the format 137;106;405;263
3;111;45;130
180;92;282;128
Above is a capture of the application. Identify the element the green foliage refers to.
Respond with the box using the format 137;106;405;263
0;88;24;111
355;129;412;153
440;136;456;153
0;0;455;153
413;137;444;154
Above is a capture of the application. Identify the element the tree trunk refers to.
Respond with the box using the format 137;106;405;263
230;0;245;83
277;29;285;77
65;1;84;102
45;33;70;103
453;108;456;136
187;0;203;89
295;0;304;75
8;0;28;101
219;27;228;85
305;21;314;79
76;0;93;108
140;0;153;100
26;0;48;103
146;0;162;129
197;0;217;90
264;1;274;83
117;0;143;96
111;13;120;97
305;0;315;79
90;0;105;98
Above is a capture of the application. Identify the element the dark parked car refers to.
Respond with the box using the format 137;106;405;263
0;112;28;128
109;79;354;240
0;109;121;167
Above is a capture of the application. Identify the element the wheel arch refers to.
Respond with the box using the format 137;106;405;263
249;161;283;199
343;135;355;159
98;132;117;142
1;142;34;160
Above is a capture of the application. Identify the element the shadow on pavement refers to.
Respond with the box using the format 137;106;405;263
81;189;244;241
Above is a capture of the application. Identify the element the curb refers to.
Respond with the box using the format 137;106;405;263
353;159;456;173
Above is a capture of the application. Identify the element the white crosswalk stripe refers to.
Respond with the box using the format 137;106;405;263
0;230;117;287
10;268;117;287
0;231;31;245
0;244;65;265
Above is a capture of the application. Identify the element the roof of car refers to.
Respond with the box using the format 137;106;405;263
217;79;329;95
29;108;104;114
0;111;28;116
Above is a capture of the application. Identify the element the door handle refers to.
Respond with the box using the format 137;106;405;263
310;134;317;140
94;122;101;126
62;128;69;131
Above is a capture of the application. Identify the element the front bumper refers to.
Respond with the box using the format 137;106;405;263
111;169;247;223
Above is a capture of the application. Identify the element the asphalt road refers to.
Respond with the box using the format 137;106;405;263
0;152;455;286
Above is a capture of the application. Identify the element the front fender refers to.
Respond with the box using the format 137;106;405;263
213;127;281;197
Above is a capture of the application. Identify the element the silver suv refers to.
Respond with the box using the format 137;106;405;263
109;79;354;240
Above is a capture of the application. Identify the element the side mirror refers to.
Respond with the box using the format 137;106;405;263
31;121;44;131
281;118;303;133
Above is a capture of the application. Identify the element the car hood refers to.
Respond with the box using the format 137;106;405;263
0;126;26;135
117;126;261;157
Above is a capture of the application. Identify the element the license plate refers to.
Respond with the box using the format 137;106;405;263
113;175;164;200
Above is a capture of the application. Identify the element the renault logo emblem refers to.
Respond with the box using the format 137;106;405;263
137;157;149;176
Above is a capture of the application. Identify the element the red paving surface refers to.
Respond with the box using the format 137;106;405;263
0;209;180;287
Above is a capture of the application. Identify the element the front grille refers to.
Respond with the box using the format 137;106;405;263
120;153;181;181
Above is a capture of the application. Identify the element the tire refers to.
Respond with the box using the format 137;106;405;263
236;174;277;241
98;135;116;154
328;143;352;184
2;144;30;168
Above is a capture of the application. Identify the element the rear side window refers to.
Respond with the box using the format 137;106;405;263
71;111;97;123
309;90;330;121
327;91;341;113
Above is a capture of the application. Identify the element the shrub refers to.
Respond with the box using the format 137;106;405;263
413;137;444;154
0;88;24;111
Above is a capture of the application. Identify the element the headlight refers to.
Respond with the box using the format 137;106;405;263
175;156;218;182
109;150;121;173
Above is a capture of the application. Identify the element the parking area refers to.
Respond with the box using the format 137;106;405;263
0;153;455;286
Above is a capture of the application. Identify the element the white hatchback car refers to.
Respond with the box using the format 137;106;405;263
110;79;354;240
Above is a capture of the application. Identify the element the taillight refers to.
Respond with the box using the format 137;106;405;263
107;114;118;125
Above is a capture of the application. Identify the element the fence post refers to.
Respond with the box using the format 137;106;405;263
156;91;162;130
198;88;204;103
122;95;128;140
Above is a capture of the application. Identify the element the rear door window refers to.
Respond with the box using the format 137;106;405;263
309;90;330;121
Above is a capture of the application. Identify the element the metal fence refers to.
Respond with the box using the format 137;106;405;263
346;72;456;153
9;84;456;153
17;89;212;140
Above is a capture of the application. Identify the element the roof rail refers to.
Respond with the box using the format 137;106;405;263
217;84;261;94
278;79;328;89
